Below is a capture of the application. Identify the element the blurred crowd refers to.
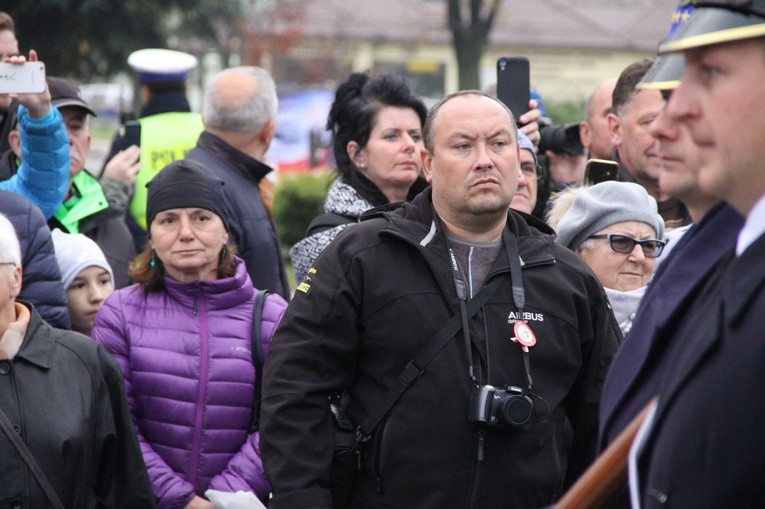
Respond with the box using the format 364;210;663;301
1;1;764;507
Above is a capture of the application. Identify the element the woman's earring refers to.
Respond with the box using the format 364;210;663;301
219;246;228;265
150;252;156;268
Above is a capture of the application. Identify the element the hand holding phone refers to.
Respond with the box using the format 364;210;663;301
584;159;619;186
0;62;46;95
123;121;142;147
496;56;531;124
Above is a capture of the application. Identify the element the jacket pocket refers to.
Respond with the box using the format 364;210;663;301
551;415;573;499
372;415;391;494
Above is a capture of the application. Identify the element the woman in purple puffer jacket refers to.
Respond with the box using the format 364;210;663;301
92;160;288;509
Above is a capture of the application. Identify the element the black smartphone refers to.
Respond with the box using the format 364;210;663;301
496;56;530;124
123;120;141;147
584;159;619;186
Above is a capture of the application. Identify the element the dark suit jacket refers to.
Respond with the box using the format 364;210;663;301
636;232;765;507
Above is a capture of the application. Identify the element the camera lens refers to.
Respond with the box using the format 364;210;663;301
498;396;533;428
538;122;584;156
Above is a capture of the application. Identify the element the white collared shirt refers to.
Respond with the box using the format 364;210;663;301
736;195;765;256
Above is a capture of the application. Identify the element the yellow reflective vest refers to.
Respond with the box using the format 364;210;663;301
129;112;204;229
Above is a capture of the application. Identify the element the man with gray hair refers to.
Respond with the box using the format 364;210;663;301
0;212;154;507
185;66;290;299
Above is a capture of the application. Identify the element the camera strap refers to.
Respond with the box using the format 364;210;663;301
502;228;534;391
353;276;502;449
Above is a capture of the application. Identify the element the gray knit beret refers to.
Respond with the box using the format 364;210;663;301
554;181;664;250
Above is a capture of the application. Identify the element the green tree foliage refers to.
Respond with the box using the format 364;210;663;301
5;0;242;80
448;0;503;90
272;171;333;250
545;98;588;125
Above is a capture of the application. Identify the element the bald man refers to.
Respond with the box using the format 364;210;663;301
185;66;290;300
579;78;617;161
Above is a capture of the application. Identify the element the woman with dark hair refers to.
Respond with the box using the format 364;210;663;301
92;159;288;508
289;72;429;282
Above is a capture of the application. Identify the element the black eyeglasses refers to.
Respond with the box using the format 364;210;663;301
520;162;542;181
588;234;666;258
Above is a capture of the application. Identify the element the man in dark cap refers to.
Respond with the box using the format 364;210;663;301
627;2;765;506
39;77;136;289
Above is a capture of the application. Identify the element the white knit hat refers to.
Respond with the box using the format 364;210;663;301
554;181;665;250
51;229;114;290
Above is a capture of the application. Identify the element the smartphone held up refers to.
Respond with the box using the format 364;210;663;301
584;159;619;186
496;56;530;124
0;62;46;95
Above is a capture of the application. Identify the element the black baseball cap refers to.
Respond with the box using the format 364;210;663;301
46;76;97;117
659;1;765;54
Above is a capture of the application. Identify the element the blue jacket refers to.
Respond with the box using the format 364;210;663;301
0;190;70;329
0;105;70;219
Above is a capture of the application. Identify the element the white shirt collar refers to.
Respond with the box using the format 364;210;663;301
736;195;765;256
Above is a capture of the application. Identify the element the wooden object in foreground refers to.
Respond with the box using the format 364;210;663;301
555;397;658;509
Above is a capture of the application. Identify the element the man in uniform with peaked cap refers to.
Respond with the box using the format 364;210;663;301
101;48;203;251
628;2;765;506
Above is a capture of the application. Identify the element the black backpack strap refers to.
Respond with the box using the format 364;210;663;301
250;289;270;433
351;277;503;449
306;212;356;236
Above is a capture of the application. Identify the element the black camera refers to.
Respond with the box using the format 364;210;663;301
538;121;584;156
469;384;534;431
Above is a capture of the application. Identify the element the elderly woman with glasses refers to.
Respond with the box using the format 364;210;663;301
546;181;665;335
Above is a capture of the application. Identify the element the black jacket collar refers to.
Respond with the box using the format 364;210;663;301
367;187;557;267
13;302;54;369
197;131;273;182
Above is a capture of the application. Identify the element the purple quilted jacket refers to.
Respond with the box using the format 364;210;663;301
92;257;287;508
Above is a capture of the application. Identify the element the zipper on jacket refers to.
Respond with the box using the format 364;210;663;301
193;284;199;315
477;427;485;462
550;419;565;501
373;416;390;494
188;288;209;487
468;427;486;509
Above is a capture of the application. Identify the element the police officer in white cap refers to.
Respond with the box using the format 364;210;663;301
100;48;204;250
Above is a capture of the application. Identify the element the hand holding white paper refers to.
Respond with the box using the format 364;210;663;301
204;490;267;509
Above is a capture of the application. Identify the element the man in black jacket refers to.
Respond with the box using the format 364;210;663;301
185;66;290;299
42;77;136;289
261;91;620;508
0;212;154;507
